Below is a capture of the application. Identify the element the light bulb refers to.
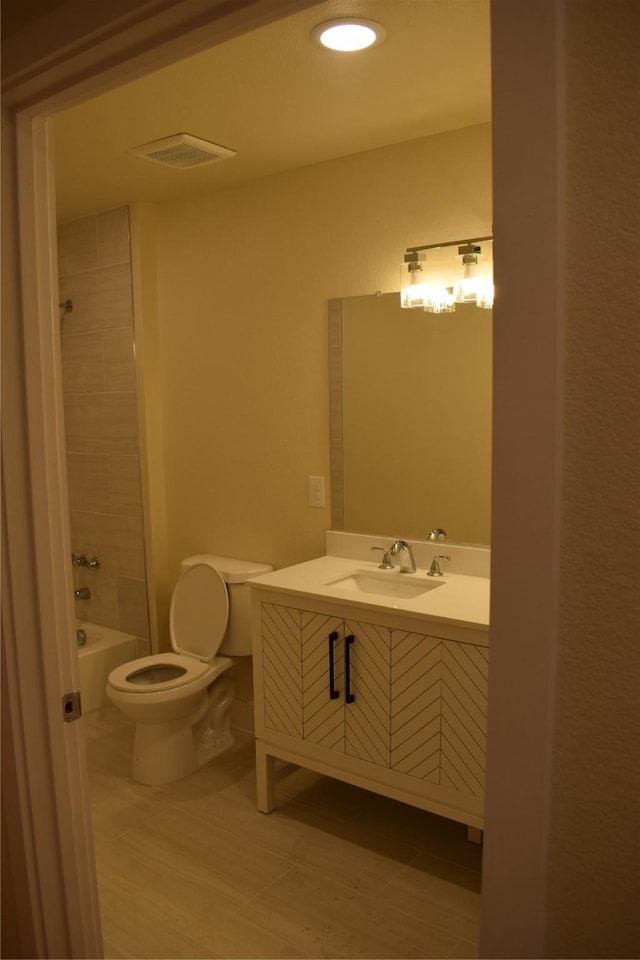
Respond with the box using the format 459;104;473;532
311;19;385;52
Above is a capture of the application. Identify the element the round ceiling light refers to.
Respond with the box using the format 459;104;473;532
311;18;386;52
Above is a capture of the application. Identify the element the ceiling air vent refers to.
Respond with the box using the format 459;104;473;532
129;133;236;169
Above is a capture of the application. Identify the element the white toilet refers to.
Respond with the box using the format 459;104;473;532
106;554;272;785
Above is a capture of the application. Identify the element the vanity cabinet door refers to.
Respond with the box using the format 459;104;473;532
261;602;304;739
260;601;344;747
390;631;442;785
390;630;489;800
301;609;345;753
439;639;488;798
343;619;392;768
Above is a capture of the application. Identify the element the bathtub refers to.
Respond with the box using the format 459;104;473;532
76;621;138;713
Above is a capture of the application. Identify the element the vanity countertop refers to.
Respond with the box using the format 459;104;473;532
249;555;490;631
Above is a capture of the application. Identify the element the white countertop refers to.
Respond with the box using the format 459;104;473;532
249;555;490;631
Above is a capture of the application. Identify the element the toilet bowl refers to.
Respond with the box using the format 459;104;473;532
106;554;272;785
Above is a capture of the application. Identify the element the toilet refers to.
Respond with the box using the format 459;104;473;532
106;554;272;785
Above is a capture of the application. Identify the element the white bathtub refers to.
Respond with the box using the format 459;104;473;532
76;621;137;713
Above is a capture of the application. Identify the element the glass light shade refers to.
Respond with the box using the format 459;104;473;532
453;248;494;309
422;285;456;313
311;19;385;52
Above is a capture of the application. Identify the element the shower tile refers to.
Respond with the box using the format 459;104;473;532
66;454;111;514
64;392;139;456
108;456;142;517
57;216;98;277
72;566;119;629
103;329;136;393
61;331;105;394
116;577;149;639
70;511;145;579
58;263;133;335
97;208;131;267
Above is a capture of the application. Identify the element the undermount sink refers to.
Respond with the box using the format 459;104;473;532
327;570;444;600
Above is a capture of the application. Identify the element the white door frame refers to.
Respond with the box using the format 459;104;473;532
1;1;565;957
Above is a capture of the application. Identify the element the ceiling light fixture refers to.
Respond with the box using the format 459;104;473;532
401;236;494;312
311;18;385;52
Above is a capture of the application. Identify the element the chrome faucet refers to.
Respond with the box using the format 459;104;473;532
74;586;91;600
389;539;417;573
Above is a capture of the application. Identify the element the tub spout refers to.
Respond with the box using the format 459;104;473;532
74;586;91;600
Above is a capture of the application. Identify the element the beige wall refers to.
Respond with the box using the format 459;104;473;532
148;123;492;645
547;0;640;954
481;1;640;957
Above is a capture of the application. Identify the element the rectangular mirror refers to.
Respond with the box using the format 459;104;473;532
329;293;492;546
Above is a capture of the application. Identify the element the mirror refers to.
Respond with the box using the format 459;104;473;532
329;293;492;545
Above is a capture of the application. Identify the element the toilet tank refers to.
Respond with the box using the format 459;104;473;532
180;554;273;656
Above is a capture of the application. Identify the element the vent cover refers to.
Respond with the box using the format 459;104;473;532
130;133;236;169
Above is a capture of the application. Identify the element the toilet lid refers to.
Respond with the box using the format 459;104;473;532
170;562;229;661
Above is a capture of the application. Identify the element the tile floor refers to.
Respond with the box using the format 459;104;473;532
82;705;482;959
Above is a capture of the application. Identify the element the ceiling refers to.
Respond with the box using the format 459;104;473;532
53;0;491;223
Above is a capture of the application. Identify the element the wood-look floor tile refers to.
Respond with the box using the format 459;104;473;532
253;803;419;896
241;864;459;959
448;937;479;958
97;847;300;959
85;705;483;958
227;802;353;862
104;803;292;905
102;935;136;958
379;851;481;943
276;765;374;822
352;791;484;871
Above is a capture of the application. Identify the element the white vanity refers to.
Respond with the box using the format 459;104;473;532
250;534;490;833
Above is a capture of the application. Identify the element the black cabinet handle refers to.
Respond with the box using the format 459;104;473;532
328;630;340;700
345;634;355;703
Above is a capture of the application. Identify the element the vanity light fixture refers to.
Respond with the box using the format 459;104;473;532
311;18;385;52
401;235;494;312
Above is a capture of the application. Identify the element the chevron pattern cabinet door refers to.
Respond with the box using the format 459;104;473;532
301;612;345;752
343;620;392;767
440;641;489;797
261;603;303;738
390;631;442;784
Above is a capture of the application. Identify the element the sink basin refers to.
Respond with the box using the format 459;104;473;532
326;570;444;600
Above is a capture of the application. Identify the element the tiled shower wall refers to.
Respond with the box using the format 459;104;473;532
58;206;150;648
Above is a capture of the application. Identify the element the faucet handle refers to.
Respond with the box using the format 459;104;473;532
427;528;447;541
371;546;394;570
427;554;451;577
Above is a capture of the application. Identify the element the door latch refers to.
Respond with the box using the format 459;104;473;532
62;690;82;722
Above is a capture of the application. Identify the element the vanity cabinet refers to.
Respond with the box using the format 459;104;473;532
252;590;489;829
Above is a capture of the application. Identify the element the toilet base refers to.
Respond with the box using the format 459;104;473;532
130;719;235;785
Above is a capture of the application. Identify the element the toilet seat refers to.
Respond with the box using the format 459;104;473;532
108;562;231;696
108;652;213;693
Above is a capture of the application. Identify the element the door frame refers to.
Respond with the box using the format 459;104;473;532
1;1;566;957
